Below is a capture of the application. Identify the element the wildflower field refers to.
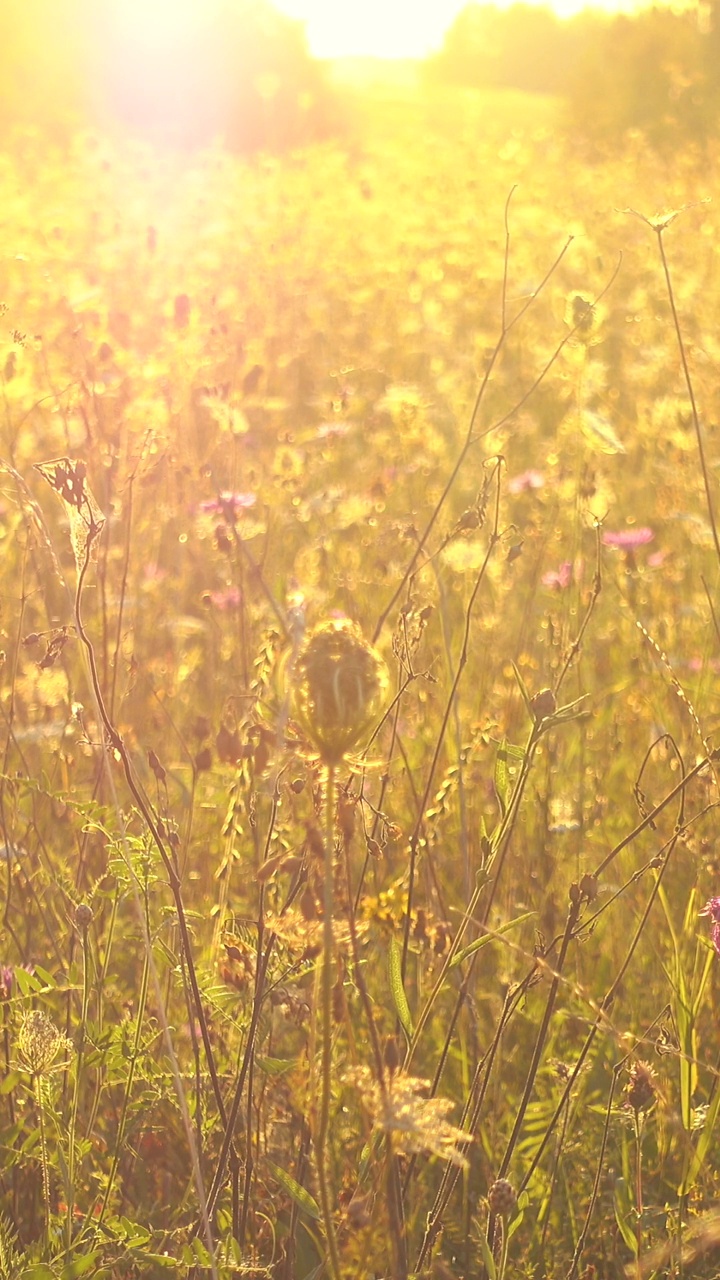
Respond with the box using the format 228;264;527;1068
2;77;720;1279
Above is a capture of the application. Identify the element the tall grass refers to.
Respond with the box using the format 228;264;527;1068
0;90;719;1278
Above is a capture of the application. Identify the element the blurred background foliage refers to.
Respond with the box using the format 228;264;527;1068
427;0;720;151
0;0;719;154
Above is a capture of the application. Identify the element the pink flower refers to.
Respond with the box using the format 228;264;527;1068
206;587;242;611
542;561;573;589
602;527;654;550
198;492;256;517
509;469;545;495
701;897;720;955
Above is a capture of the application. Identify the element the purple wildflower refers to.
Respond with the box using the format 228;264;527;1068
602;527;654;550
700;897;720;956
542;561;573;590
509;469;545;495
198;492;256;518
0;966;12;1001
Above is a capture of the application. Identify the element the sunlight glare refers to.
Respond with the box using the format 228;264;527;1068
273;0;650;59
112;0;215;50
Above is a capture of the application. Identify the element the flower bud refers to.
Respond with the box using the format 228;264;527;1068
488;1177;517;1218
74;903;94;933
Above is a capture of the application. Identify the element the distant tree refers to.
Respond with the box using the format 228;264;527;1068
425;1;720;151
564;5;717;151
424;3;599;95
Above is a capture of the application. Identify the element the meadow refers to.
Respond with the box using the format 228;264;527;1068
1;77;720;1278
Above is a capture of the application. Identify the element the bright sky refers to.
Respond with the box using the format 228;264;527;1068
114;0;649;65
271;0;642;58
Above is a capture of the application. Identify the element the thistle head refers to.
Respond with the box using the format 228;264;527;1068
291;618;388;766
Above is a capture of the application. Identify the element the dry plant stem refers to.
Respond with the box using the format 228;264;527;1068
405;716;539;1074
228;517;289;639
414;981;531;1268
97;943;150;1226
400;468;503;981
404;522;599;1090
108;472;134;719
634;1112;644;1280
201;933;275;1224
35;1074;51;1245
239;794;278;1248
496;898;582;1183
70;533;218;1272
341;837;407;1277
655;227;720;567
592;752;712;879
372;201;575;645
564;1069;621;1280
73;545;227;1128
65;926;91;1253
315;763;342;1280
522;832;681;1197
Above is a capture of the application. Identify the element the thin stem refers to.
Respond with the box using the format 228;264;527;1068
656;228;720;567
65;925;91;1253
35;1075;51;1247
315;763;342;1280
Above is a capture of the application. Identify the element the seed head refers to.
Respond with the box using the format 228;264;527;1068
625;1060;657;1113
531;688;556;723
488;1178;517;1218
74;903;94;934
17;1010;73;1076
291;618;388;766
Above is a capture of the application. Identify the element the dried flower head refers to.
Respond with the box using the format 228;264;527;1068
488;1177;518;1218
625;1060;658;1113
346;1065;469;1168
17;1010;73;1076
291;618;388;766
567;293;596;339
74;903;94;934
0;967;12;1002
701;896;720;956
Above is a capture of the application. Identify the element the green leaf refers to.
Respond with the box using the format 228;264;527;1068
494;739;524;816
256;1055;293;1076
32;965;57;990
388;934;413;1038
450;912;535;968
613;1177;638;1256
679;1073;720;1195
478;1233;497;1280
61;1252;102;1279
268;1161;321;1220
511;660;534;720
14;968;43;997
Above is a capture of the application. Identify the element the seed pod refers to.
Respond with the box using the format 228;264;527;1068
291;618;388;766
